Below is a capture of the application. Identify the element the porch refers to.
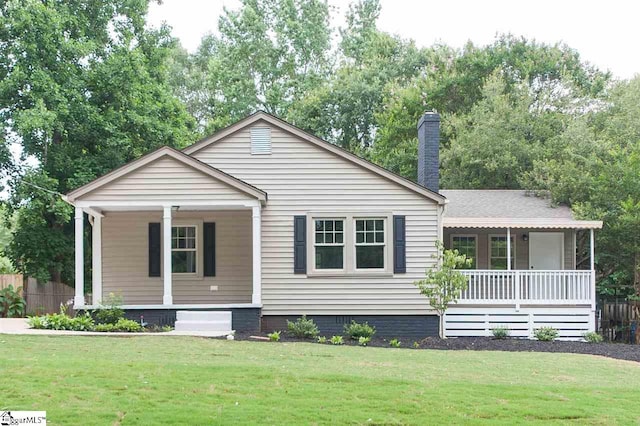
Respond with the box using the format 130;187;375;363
443;226;598;310
64;147;269;313
72;202;263;310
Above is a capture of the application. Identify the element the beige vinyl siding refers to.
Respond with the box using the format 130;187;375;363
444;228;576;270
101;210;252;304
191;122;439;315
82;156;254;202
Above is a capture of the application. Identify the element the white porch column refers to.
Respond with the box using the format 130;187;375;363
163;206;173;305
506;227;512;271
74;207;85;307
252;205;262;305
91;215;102;306
590;229;596;311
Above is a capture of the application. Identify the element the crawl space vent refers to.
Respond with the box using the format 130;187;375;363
251;127;272;155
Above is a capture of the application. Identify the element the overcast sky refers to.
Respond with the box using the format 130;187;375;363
148;0;639;80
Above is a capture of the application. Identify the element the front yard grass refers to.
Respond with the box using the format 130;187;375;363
1;335;639;425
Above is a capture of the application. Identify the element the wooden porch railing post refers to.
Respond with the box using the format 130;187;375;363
514;270;520;311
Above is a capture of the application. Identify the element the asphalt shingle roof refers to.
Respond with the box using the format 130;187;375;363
440;190;573;219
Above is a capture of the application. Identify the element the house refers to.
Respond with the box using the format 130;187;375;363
65;111;602;339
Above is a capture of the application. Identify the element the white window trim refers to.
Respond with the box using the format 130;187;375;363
312;217;346;273
306;212;393;277
171;220;203;279
354;217;388;272
488;233;516;270
450;234;478;268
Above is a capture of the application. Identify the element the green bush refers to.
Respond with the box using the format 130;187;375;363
287;315;319;339
389;339;401;348
534;327;559;341
27;315;46;329
0;285;26;318
316;336;327;344
344;320;376;340
29;312;95;331
268;331;281;342
358;336;370;346
94;293;124;325
583;331;603;343
95;318;143;332
492;326;510;339
413;341;420;349
330;335;344;345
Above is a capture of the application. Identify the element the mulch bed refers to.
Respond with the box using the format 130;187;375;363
231;332;640;363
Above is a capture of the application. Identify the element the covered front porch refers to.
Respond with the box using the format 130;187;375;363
64;147;268;314
443;222;600;310
72;201;263;310
442;219;602;339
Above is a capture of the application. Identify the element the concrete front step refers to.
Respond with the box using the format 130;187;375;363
174;320;232;332
176;310;232;322
174;311;233;333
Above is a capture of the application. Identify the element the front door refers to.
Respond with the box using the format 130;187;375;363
529;232;564;270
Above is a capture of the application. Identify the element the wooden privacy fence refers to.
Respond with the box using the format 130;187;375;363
600;300;640;343
0;274;24;294
0;274;75;316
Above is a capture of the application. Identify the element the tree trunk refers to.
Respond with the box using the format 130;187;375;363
439;314;446;339
635;253;640;296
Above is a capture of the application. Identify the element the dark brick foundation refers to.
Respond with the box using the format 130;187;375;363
261;315;439;339
117;308;261;332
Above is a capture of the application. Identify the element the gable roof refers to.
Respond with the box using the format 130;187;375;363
441;190;602;229
183;111;446;204
66;146;267;203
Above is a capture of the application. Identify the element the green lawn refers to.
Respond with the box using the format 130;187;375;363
1;336;639;425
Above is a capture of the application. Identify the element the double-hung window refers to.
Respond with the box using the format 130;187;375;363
314;219;344;270
355;219;385;269
172;225;197;273
309;213;391;275
451;235;476;269
489;235;515;270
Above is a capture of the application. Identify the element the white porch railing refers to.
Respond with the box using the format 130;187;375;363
457;270;593;307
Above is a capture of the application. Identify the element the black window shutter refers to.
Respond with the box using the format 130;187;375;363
393;215;406;273
293;216;306;274
148;223;161;277
203;222;216;277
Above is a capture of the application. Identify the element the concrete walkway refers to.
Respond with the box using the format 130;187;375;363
0;318;233;338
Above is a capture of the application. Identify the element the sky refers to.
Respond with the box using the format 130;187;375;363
147;0;640;80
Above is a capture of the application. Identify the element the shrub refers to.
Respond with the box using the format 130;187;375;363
94;293;124;325
358;336;370;346
0;285;26;318
287;315;319;339
268;331;281;342
330;335;344;345
30;312;95;331
583;331;603;343
95;318;143;332
492;326;510;339
534;327;559;341
71;313;97;331
389;339;401;348
413;341;420;349
161;325;173;332
27;315;46;329
344;320;376;340
316;336;327;344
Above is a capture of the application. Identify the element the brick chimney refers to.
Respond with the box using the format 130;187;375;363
417;112;440;192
